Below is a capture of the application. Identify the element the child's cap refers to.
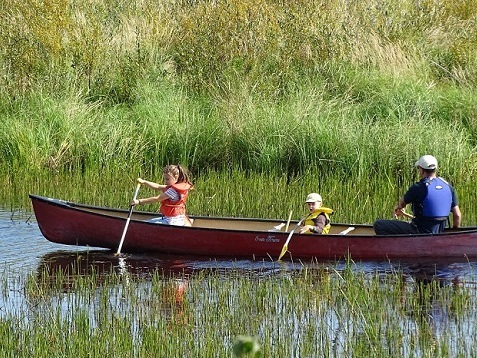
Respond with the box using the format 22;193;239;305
305;193;322;203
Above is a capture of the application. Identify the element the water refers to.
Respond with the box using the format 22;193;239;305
0;209;71;273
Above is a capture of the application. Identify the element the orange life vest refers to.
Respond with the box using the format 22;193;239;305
160;182;191;217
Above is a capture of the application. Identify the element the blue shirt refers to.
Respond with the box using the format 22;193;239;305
403;177;458;233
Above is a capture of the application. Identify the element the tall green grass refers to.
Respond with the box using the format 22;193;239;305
2;0;476;99
2;262;476;357
2;77;477;224
2;0;477;224
2;75;476;176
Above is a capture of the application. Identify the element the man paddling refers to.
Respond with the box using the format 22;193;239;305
374;155;461;235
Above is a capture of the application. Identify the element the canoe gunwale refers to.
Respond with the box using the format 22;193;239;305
29;194;477;260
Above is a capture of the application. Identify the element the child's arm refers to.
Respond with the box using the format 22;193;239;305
137;177;166;191
300;214;327;234
132;188;175;206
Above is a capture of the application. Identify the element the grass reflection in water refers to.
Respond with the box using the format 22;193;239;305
2;252;476;357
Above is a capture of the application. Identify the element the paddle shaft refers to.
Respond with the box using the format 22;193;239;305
115;182;141;256
277;218;305;261
338;226;355;235
285;210;293;231
284;219;303;246
397;209;414;219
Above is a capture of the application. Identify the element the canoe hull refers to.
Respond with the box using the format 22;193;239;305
29;194;477;261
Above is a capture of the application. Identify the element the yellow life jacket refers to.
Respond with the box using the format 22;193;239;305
304;207;333;234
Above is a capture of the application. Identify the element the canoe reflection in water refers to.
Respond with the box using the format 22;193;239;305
34;250;294;326
33;251;477;343
35;250;193;324
36;250;195;279
401;262;471;341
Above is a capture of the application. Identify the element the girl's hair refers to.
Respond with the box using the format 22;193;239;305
163;164;194;188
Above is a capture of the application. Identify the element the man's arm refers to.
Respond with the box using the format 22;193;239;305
451;205;462;228
393;197;408;217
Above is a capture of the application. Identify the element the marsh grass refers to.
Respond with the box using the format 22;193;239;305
3;74;477;224
2;0;476;97
5;162;477;226
3;2;477;356
3;73;476;175
2;1;477;224
2;262;477;357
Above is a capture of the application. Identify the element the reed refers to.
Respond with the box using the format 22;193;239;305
2;0;477;225
2;0;476;97
2;74;476;175
2;262;477;357
4;162;477;226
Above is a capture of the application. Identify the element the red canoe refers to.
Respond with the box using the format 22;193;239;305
30;194;477;261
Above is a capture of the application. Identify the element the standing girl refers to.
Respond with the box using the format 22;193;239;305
132;164;194;226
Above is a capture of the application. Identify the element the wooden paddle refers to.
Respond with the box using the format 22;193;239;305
277;217;305;261
115;182;141;256
397;209;414;219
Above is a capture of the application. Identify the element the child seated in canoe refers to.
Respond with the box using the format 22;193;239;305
131;164;194;226
299;193;333;234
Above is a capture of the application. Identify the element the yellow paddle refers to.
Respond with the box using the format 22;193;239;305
277;217;305;261
285;210;293;231
115;182;141;256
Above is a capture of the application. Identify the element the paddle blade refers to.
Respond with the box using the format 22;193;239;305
277;218;303;261
277;243;288;261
